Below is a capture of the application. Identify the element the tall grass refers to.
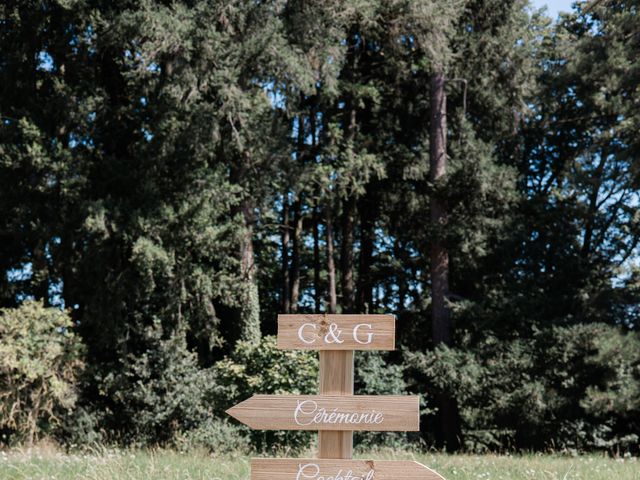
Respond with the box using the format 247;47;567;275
0;446;638;480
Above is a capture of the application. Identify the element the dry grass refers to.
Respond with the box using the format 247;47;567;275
0;446;638;479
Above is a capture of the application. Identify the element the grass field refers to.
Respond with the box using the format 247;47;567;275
0;447;638;480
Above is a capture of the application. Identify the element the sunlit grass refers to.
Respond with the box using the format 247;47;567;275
0;446;638;479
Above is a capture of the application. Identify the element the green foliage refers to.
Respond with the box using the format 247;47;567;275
173;418;251;456
57;404;105;449
1;0;639;454
212;336;318;452
95;323;217;446
406;324;640;452
0;301;84;446
355;351;415;450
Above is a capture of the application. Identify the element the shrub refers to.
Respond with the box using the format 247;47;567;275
405;324;640;453
0;300;84;446
355;351;415;450
94;322;217;446
173;417;251;455
57;404;105;449
213;335;318;452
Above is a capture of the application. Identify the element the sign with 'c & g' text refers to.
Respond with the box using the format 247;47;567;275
277;314;395;350
228;313;447;480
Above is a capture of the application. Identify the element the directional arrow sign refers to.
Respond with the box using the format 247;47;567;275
278;314;395;350
251;458;445;480
226;395;419;431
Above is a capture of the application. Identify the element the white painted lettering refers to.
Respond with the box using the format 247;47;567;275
324;323;344;344
298;323;317;344
294;400;385;427
296;463;376;480
353;323;374;345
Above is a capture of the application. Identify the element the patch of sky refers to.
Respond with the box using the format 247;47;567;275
263;80;286;110
49;279;65;308
142;127;154;141
37;51;54;72
299;290;317;311
291;115;301;142
532;0;576;19
69;131;95;149
7;262;33;282
16;293;35;303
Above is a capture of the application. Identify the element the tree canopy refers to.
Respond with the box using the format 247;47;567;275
1;0;639;452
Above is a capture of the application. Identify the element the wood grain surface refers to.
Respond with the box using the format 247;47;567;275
251;458;446;480
318;350;354;459
226;394;419;431
277;314;395;350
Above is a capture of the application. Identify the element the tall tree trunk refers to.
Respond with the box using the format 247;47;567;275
340;94;357;313
289;113;305;313
313;201;322;313
238;195;260;343
230;158;261;345
310;103;321;313
290;198;303;312
357;192;375;313
430;73;451;345
281;196;291;313
429;71;461;451
326;203;337;314
339;31;359;314
340;195;356;313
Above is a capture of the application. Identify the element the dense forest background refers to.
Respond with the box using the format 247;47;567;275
1;0;639;453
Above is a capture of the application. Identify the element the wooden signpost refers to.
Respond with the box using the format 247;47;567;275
226;394;419;431
226;313;446;480
251;459;446;480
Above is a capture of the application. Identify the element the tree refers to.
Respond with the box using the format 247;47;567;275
0;301;83;446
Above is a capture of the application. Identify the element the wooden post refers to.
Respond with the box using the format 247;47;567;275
318;351;354;458
229;314;446;479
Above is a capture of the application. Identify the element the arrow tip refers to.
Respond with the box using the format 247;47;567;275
225;397;254;426
225;404;239;419
412;461;447;480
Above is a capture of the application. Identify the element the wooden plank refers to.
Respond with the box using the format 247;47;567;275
277;314;395;350
251;458;446;480
226;394;419;431
318;350;353;459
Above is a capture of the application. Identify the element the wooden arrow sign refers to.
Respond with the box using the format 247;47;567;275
278;314;395;350
226;395;419;431
251;458;446;480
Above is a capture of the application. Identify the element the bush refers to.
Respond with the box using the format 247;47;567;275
406;324;640;453
94;322;218;446
173;417;251;455
213;335;318;453
0;300;84;446
57;404;105;449
355;351;415;450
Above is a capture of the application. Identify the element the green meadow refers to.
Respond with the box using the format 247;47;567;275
1;448;638;480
